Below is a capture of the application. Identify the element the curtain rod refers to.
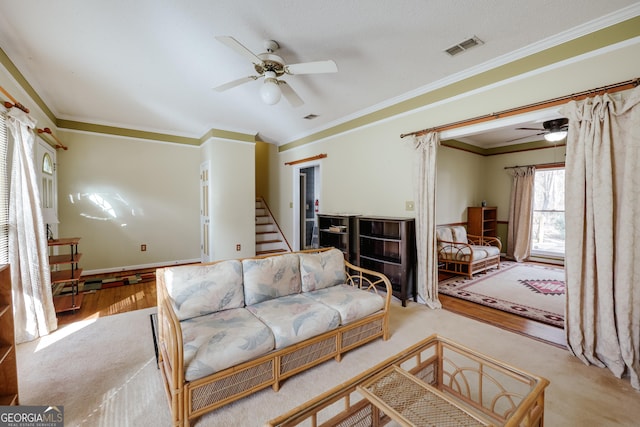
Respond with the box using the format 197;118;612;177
37;127;68;150
504;161;564;170
0;85;30;113
400;77;640;139
284;153;327;166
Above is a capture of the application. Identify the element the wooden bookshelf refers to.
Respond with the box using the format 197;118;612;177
467;206;497;238
0;265;18;405
48;237;83;313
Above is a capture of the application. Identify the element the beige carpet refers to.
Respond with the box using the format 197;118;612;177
17;302;640;426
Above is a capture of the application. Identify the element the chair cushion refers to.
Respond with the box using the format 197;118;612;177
439;245;500;261
243;253;301;305
247;294;340;349
163;260;244;321
300;248;346;292
305;284;385;325
436;227;453;243
451;226;468;243
181;308;275;382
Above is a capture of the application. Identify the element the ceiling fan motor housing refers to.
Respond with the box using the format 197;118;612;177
254;41;286;76
543;118;569;131
254;53;286;76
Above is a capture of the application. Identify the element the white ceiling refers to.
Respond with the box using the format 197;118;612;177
0;1;638;147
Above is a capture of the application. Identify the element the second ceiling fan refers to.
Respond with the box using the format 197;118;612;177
213;36;338;107
508;118;569;143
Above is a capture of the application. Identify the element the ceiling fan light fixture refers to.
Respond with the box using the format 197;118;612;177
544;130;568;142
543;118;569;142
260;71;281;105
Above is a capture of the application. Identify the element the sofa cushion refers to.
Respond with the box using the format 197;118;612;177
247;294;340;349
164;260;244;321
305;284;385;325
181;308;275;382
243;253;301;305
451;225;468;243
300;248;346;292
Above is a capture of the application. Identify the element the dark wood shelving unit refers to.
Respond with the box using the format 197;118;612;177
357;216;416;307
317;214;359;262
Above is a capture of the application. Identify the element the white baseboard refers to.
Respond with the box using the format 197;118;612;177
82;258;200;276
527;256;565;266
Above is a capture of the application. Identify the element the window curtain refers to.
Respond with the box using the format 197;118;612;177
7;108;57;343
412;132;441;309
506;166;535;262
561;86;640;391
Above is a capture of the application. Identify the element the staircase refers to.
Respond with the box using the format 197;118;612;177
255;197;291;256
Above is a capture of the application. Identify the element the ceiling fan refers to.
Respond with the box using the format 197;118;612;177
508;118;569;143
213;36;338;107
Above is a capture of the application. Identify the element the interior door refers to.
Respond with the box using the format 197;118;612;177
200;161;211;262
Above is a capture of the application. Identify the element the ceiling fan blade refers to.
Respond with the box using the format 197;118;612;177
215;36;264;66
279;81;304;107
516;127;545;131
506;132;545;143
286;60;338;75
213;75;259;92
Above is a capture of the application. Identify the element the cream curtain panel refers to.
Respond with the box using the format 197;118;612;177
506;166;535;262
562;86;640;391
412;133;441;309
7;108;57;343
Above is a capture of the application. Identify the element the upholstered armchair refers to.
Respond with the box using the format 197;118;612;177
436;225;502;278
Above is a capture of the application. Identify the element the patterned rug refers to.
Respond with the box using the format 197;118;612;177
438;262;565;328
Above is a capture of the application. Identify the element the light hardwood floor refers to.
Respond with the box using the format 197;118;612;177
55;273;157;327
55;268;567;349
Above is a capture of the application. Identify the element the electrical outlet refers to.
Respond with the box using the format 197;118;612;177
405;201;415;211
141;244;147;251
236;244;241;251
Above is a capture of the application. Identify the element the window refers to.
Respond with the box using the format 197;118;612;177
0;107;8;264
531;168;565;257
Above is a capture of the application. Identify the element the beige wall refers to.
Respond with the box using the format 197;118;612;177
270;38;637;249
201;138;255;261
57;130;201;272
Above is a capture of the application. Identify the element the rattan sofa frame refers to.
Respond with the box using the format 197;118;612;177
156;249;393;427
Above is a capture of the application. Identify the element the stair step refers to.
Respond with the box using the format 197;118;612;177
255;197;291;254
256;239;283;245
256;249;288;256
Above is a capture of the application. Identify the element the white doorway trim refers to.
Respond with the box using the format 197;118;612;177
291;160;322;251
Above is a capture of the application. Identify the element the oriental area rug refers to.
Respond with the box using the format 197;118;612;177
438;262;565;328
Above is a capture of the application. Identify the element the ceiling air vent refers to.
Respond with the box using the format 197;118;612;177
303;114;318;120
445;36;483;56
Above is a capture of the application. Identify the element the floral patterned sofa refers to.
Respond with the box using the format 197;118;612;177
436;225;502;278
156;248;392;427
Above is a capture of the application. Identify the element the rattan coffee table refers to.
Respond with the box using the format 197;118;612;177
265;334;549;427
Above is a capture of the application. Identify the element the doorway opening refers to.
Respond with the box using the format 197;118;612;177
292;162;321;251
